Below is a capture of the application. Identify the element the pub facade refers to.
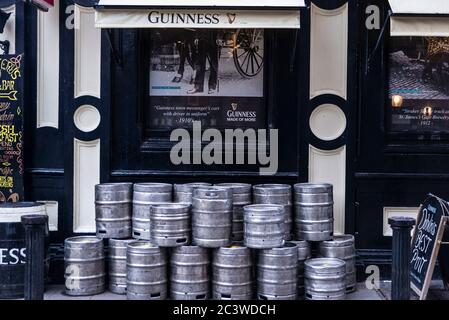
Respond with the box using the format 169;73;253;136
1;0;448;283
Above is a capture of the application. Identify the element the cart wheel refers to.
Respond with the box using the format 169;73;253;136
233;29;264;78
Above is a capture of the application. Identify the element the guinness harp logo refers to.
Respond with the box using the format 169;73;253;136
227;13;236;24
231;103;238;111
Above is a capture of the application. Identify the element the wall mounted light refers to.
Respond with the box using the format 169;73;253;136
391;95;403;108
422;105;433;117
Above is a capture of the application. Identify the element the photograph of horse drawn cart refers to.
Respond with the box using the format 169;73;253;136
149;28;264;97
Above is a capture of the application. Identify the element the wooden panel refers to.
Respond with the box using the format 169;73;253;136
74;5;101;98
73;139;100;233
37;0;59;129
309;145;346;235
310;3;348;99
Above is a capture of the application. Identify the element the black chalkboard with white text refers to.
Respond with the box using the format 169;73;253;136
410;195;449;300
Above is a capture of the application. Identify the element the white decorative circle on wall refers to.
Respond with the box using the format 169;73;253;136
74;105;101;133
309;104;346;141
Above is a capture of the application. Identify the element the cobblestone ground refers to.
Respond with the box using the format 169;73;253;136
389;51;449;100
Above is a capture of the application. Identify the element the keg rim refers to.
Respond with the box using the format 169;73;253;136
109;238;136;246
151;203;190;211
96;182;133;187
65;236;103;244
243;204;284;212
127;240;158;249
305;257;346;269
216;244;250;253
293;183;333;193
253;184;292;192
320;235;355;247
260;242;298;254
133;183;173;192
174;182;212;192
193;186;233;197
215;183;252;192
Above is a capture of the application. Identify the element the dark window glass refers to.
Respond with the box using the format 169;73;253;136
146;28;266;132
388;36;449;133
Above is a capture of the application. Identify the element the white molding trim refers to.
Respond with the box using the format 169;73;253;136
309;103;347;141
73;138;100;233
74;5;101;98
74;105;101;133
310;3;348;100
0;5;16;54
38;200;58;231
309;145;346;235
37;1;59;129
383;207;419;237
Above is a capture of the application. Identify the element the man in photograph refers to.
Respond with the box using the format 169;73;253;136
187;30;219;94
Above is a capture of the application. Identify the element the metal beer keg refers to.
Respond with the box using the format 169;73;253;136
126;241;168;300
291;240;311;299
170;246;210;300
150;203;191;247
174;183;212;205
132;183;172;240
319;235;356;293
64;236;106;296
215;183;252;242
108;238;135;294
95;183;133;239
253;184;292;240
244;204;284;249
257;242;298;300
305;258;346;300
212;245;253;300
192;187;233;248
294;183;333;241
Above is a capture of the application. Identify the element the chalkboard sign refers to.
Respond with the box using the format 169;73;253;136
0;54;24;202
410;194;449;300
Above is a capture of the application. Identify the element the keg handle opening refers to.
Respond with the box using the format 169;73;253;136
204;192;219;198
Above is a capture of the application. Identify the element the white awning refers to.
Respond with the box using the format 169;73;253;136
389;0;449;37
95;0;305;29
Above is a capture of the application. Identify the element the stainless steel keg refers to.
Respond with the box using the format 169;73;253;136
257;242;298;300
253;184;292;240
126;241;168;300
305;258;346;300
150;203;191;247
132;183;172;240
95;183;133;239
244;204;285;249
192;187;233;248
170;246;210;300
294;183;333;241
212;245;253;300
64;236;105;296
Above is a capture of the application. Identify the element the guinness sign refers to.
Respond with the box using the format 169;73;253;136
95;9;301;29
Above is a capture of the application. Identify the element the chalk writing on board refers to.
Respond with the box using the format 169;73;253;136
0;54;23;202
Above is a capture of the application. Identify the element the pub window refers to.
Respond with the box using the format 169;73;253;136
143;28;266;137
388;36;449;134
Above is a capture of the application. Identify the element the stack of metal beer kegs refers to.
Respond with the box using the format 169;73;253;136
62;181;356;300
294;183;356;300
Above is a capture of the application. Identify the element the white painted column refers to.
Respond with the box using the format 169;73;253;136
72;5;102;233
309;3;349;235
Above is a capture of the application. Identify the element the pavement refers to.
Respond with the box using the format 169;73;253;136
42;282;383;300
4;279;447;300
